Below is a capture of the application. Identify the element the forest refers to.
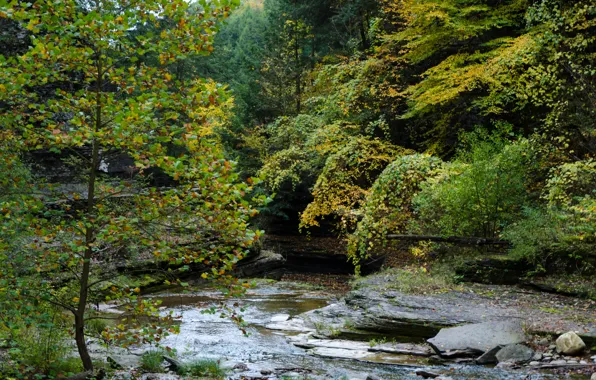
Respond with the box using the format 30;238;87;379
0;0;594;379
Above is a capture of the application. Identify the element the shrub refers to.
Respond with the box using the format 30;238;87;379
412;135;535;238
177;359;226;379
347;154;442;268
140;350;166;373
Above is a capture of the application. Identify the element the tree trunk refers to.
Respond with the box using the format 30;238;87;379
75;313;93;371
74;49;103;372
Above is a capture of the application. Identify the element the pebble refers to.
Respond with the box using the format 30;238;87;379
529;361;540;366
550;359;567;365
544;352;553;357
591;373;596;380
580;360;588;364
567;360;578;364
532;353;543;361
548;345;556;351
537;338;550;346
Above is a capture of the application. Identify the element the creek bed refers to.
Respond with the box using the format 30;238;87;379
140;281;553;379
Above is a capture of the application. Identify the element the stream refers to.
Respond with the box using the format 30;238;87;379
140;280;551;380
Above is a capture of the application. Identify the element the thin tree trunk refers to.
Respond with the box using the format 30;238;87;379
75;49;103;372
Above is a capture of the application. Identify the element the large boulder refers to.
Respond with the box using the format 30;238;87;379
556;332;586;355
495;344;534;364
427;320;526;356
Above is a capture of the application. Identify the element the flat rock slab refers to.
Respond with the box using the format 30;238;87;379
270;313;291;322
289;336;432;357
427;320;526;355
266;317;315;332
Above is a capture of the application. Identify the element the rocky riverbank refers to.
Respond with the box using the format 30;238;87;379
267;270;596;378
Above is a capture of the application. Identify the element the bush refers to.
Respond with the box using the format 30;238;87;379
140;349;166;373
412;134;535;238
300;137;413;232
347;154;442;268
177;359;226;379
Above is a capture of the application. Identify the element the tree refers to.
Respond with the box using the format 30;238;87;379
0;0;265;373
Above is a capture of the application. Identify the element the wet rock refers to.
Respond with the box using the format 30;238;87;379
475;345;503;364
308;347;372;360
163;356;182;372
415;369;440;378
270;314;290;322
267;317;315;333
366;375;381;380
495;344;534;364
556;332;586;355
235;250;285;279
260;369;272;375
232;363;249;371
427;320;526;356
440;349;482;358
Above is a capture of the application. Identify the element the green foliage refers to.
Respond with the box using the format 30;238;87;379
3;309;83;378
412;132;535;238
348;154;442;266
177;358;226;379
0;0;265;372
140;350;167;373
300;137;413;231
503;159;596;268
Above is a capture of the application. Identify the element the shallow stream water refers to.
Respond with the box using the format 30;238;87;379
147;281;550;379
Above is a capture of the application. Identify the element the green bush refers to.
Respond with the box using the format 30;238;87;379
140;349;166;373
347;154;442;268
412;133;535;238
177;359;226;379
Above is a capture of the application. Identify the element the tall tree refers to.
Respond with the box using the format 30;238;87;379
0;0;265;372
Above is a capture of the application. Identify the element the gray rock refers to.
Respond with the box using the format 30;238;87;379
556;332;586;355
476;345;503;364
548;344;556;351
529;361;540;366
536;338;550;346
550;359;567;365
532;352;543;361
495;344;534;364
415;369;440;378
427;320;525;356
591;373;596;380
270;313;291;322
366;376;381;380
580;360;587;365
566;360;578;364
543;352;553;357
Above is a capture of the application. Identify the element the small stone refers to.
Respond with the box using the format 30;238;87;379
580;360;588;365
532;352;543;361
529;361;540;366
591;374;596;380
537;338;549;346
436;377;454;380
414;369;439;378
550;359;567;365
548;345;556;351
260;369;273;375
541;357;550;362
232;363;248;371
556;332;586;355
476;345;503;365
366;376;381;380
553;354;560;359
543;352;553;357
496;344;534;364
567;360;578;364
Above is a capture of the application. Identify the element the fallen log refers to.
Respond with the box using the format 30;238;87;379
385;234;510;246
